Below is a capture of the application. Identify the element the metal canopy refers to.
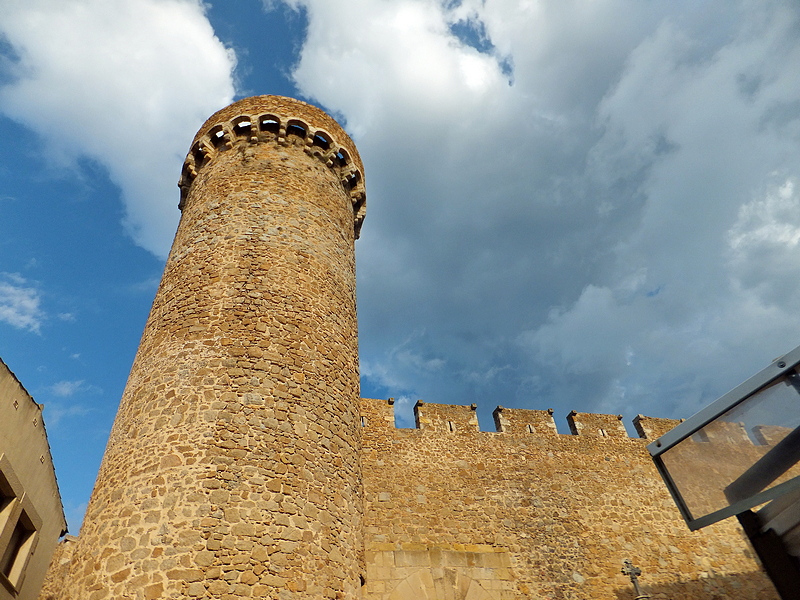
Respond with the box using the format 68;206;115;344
648;343;800;530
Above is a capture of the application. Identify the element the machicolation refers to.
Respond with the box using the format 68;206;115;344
179;96;366;237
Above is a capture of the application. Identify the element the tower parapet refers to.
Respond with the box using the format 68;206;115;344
178;96;366;237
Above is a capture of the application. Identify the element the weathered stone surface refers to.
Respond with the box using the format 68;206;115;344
56;96;365;600
38;95;781;600
359;398;778;600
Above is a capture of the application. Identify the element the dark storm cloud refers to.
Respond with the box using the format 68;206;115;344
284;0;800;425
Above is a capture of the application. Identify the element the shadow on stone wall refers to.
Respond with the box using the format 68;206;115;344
613;570;778;600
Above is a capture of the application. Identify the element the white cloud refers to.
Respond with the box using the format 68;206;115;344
277;0;800;420
361;330;446;395
0;0;237;257
6;0;796;425
519;1;800;416
281;0;514;152
730;179;800;251
728;177;800;306
49;380;87;397
42;400;93;430
0;273;44;333
42;382;97;429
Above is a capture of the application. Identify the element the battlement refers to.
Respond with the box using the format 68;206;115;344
567;410;628;438
633;413;682;439
360;398;684;440
359;398;775;599
178;95;366;237
752;424;793;446
414;400;479;433
493;406;558;435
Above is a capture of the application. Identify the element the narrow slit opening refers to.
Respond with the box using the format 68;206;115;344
0;510;35;586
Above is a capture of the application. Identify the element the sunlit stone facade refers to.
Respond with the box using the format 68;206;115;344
45;96;779;600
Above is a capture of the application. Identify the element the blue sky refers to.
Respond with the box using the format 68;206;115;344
2;0;800;532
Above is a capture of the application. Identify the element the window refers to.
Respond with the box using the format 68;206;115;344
0;512;35;584
334;148;350;167
0;484;12;517
208;126;229;148
312;132;331;150
0;456;40;595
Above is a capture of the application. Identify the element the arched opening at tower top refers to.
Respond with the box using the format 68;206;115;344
334;148;350;168
286;121;308;141
208;126;228;149
191;142;208;168
312;132;331;150
344;170;361;191
259;115;280;134
232;117;252;138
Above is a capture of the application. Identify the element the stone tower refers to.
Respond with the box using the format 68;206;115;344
62;96;367;600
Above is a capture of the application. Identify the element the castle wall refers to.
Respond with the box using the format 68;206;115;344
38;536;77;600
359;398;778;600
59;96;367;600
39;94;785;600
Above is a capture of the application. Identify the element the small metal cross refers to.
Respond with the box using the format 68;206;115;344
621;559;651;599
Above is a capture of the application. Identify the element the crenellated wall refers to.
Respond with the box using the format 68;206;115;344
34;93;782;600
359;398;778;600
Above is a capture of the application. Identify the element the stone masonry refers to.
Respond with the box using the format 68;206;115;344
57;96;366;600
43;96;779;600
359;399;778;600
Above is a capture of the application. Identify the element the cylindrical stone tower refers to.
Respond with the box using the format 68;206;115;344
63;96;367;600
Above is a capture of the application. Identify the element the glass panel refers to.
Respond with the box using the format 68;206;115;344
660;368;800;521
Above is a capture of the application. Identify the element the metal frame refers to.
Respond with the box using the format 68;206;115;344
647;343;800;530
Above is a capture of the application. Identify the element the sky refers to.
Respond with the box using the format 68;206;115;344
2;0;800;532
